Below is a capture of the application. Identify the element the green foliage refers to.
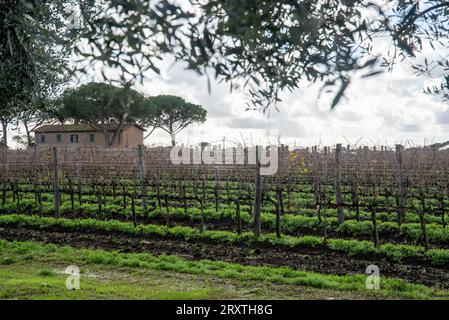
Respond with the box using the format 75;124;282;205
2;239;449;299
328;239;376;256
37;269;56;277
0;257;16;265
0;0;73;146
425;249;449;267
61;82;147;146
338;220;373;236
378;244;423;263
3;0;449;121
142;95;207;145
4;191;449;247
2;213;449;267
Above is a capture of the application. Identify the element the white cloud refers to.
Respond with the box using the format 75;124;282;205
11;21;448;149
137;54;448;148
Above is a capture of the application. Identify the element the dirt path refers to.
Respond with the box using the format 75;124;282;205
0;225;448;289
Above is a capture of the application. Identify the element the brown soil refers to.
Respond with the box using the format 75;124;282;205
0;224;448;290
5;209;444;249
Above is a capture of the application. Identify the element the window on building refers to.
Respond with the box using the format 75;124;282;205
40;135;46;144
56;134;62;143
70;134;79;143
89;133;95;143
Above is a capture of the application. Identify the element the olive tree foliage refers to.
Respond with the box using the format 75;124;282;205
61;82;147;146
0;0;75;147
13;49;73;148
178;0;449;110
142;95;207;146
390;2;449;103
68;0;189;84
0;1;36;146
425;73;449;102
3;0;449;148
66;0;449;112
173;0;385;112
70;0;384;111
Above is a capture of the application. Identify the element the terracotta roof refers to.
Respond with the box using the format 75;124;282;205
33;123;146;133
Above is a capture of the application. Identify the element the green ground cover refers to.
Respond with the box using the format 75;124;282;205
1;214;449;266
1;239;448;300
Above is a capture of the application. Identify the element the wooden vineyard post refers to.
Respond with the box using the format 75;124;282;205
235;172;243;234
131;195;137;227
13;178;19;210
98;191;103;218
395;144;406;225
155;176;161;208
275;187;282;238
440;189;446;228
371;185;379;247
224;178;229;205
363;146;369;195
418;190;429;251
254;146;262;238
199;196;205;232
247;184;253;218
164;194;170;227
200;173;206;232
214;171;220;212
182;184;187;215
322;146;329;237
76;146;83;204
236;197;242;234
37;191;42;217
112;180;116;200
323;147;328;184
122;185;127;209
52;146;60;218
275;148;283;238
138;145;147;210
323;194;328;243
194;166;199;194
69;178;75;213
335;144;344;224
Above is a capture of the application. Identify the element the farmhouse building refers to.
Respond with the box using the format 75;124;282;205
33;123;145;148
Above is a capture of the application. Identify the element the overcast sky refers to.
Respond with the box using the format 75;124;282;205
124;0;448;149
16;57;446;149
126;53;448;149
11;2;449;149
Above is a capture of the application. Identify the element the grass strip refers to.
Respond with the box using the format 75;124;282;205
1;214;449;267
3;196;449;246
1;239;449;299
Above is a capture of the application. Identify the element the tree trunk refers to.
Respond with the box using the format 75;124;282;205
109;121;125;147
1;120;8;148
253;146;262;238
24;122;33;148
170;131;176;146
